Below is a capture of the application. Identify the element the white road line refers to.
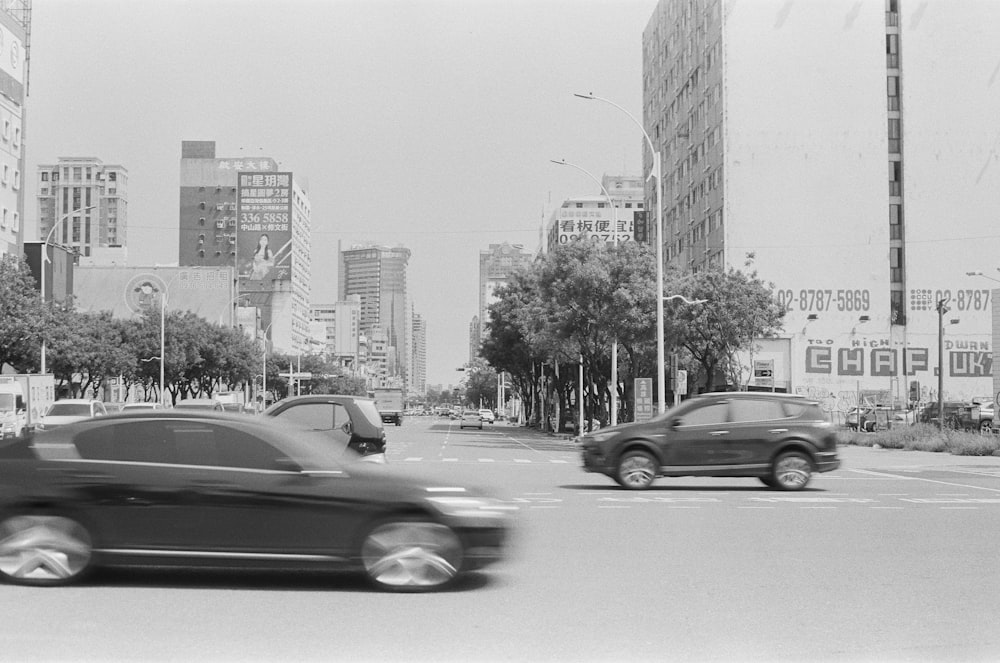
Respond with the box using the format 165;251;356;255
443;458;458;462
550;459;569;464
479;458;495;463
849;468;1000;493
514;459;532;463
404;457;422;462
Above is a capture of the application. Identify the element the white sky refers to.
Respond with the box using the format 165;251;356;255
24;0;655;386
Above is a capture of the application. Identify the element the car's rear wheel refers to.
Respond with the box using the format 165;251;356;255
770;451;813;491
0;514;93;586
980;419;993;434
615;450;658;490
361;520;464;592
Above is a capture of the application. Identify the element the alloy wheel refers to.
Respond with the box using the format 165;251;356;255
617;451;657;490
0;515;93;585
361;521;463;591
772;452;812;491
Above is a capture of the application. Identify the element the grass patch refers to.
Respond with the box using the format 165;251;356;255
838;423;1000;457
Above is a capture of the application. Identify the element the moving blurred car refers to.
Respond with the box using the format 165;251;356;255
578;392;840;491
0;411;513;591
460;409;483;430
173;398;223;411
35;399;108;432
263;395;387;460
479;409;495;424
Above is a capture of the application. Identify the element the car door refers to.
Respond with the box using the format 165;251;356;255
664;399;732;468
167;420;367;557
721;398;790;470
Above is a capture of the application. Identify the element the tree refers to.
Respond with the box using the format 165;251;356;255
463;359;497;409
664;268;785;392
0;254;47;372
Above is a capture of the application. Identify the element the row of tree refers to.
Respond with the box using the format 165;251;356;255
0;255;364;403
479;240;785;432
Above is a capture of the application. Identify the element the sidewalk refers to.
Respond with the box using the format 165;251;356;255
837;444;1000;470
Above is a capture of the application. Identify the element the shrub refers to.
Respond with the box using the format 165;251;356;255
837;423;1000;456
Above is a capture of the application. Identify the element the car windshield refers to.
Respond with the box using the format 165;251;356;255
354;400;384;428
176;402;217;409
46;403;91;417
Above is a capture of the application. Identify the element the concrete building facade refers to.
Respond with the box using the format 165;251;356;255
36;158;128;261
0;8;26;259
642;0;1000;406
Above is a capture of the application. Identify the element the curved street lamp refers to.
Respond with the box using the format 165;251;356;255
39;205;97;373
575;92;667;413
550;158;622;426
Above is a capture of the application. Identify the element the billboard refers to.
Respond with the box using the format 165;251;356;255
552;208;639;245
73;266;235;326
237;171;293;291
0;10;25;104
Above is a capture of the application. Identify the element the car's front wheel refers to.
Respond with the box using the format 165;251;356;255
980;419;993;434
615;450;658;490
770;451;813;491
360;520;464;592
0;514;94;586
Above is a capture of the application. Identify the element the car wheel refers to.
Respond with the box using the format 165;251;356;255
770;451;813;491
0;514;93;586
360;520;464;592
980;419;993;434
615;450;658;490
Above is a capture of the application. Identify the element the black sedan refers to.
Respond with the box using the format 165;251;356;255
0;411;514;591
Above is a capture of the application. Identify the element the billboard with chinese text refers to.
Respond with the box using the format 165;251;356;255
237;171;293;291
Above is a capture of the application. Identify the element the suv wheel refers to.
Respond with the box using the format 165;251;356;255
980;419;993;434
360;520;463;592
615;450;658;490
770;451;813;491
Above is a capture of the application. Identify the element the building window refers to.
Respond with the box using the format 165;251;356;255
887;76;899;110
13;127;19;146
886;34;899;68
890;290;905;325
889;161;902;196
72;167;82;180
41;172;48;182
109;172;116;182
888;118;901;154
889;204;902;240
889;247;903;283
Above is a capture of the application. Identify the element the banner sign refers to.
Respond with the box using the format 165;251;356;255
635;378;653;422
237;171;293;291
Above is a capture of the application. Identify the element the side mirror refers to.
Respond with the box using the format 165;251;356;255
341;421;353;436
670;417;682;429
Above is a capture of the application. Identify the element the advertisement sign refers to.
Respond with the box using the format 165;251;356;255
0;12;25;103
753;359;774;388
634;378;653;422
237;171;293;291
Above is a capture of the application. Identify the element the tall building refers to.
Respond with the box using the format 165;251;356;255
312;296;364;373
468;315;480;364
642;0;1000;403
0;6;27;259
339;244;411;386
478;242;533;345
178;141;312;354
411;310;427;397
36;158;128;261
545;175;646;252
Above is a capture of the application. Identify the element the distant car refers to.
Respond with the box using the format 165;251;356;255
459;409;483;430
578;392;840;491
916;401;967;427
174;398;223;411
103;403;125;413
263;395;387;460
0;411;514;591
121;402;163;411
36;399;108;432
219;402;249;415
479;409;495;424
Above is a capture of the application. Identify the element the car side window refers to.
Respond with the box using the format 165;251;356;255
331;403;351;430
728;399;787;423
74;421;177;464
676;402;728;427
274;402;333;431
170;422;292;471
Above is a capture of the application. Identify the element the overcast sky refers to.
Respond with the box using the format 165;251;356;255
25;0;655;387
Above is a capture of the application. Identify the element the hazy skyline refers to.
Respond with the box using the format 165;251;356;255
24;0;654;385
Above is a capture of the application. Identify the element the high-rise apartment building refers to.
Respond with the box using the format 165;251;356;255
338;244;410;386
478;243;533;343
178;141;312;354
642;0;1000;403
0;8;27;259
36;158;128;261
411;310;426;397
546;176;646;252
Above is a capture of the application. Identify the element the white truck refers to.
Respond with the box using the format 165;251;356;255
372;388;404;426
0;374;56;440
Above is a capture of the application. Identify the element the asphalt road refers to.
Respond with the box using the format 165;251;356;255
4;417;1000;662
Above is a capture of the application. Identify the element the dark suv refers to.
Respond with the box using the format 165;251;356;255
578;392;840;491
263;395;387;460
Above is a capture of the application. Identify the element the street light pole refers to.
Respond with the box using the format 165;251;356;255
40;205;96;374
550;158;621;426
936;296;950;431
574;93;666;413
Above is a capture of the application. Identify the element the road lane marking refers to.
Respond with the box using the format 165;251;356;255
479;458;495;463
404;457;422;462
443;458;458;462
514;459;531;463
849;468;1000;493
550;459;569;464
